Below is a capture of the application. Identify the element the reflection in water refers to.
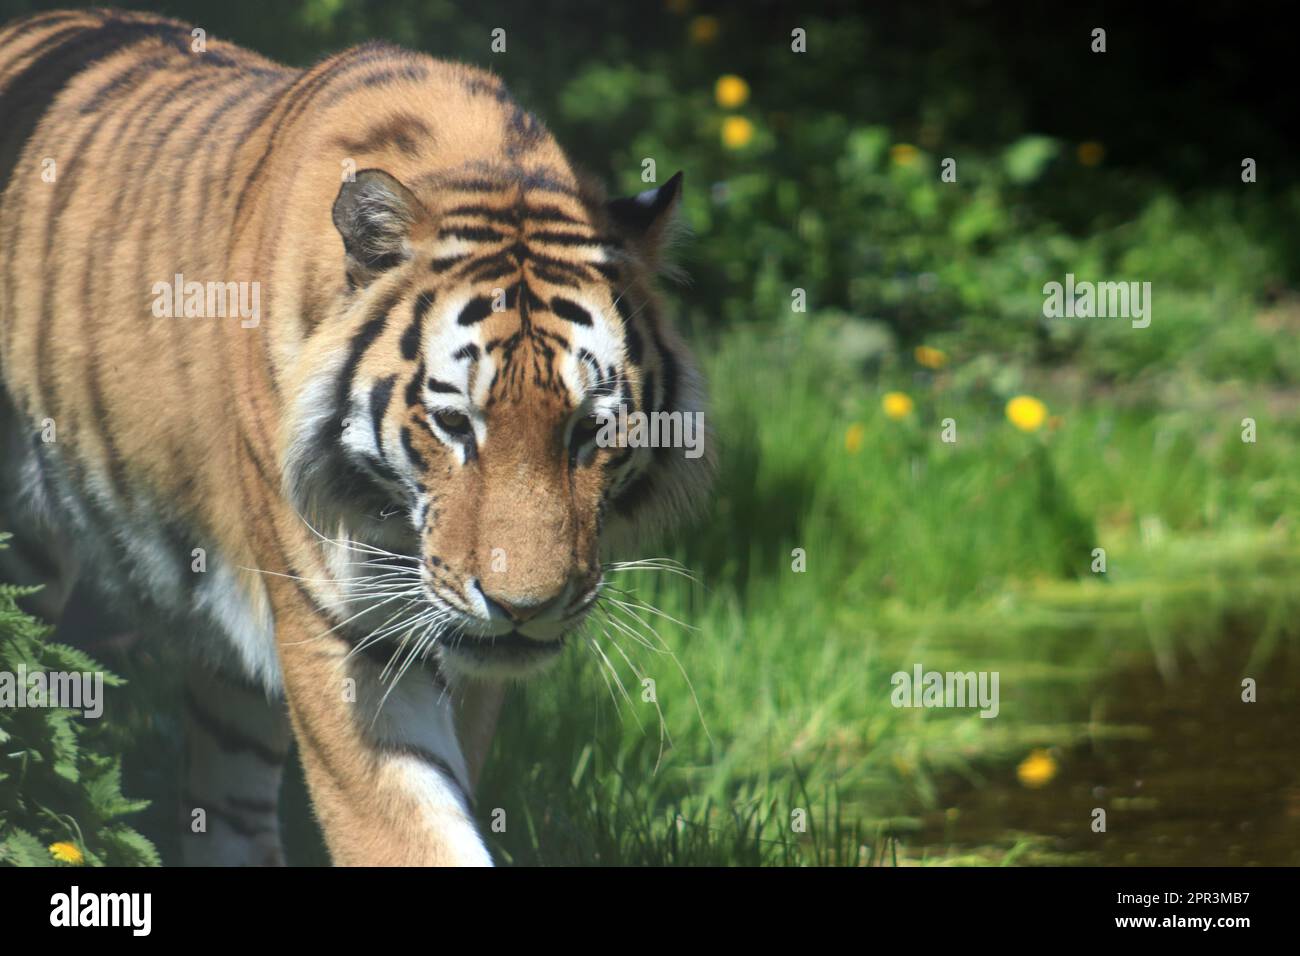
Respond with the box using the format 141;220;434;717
917;653;1300;865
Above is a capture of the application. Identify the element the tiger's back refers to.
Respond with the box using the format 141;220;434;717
0;9;291;649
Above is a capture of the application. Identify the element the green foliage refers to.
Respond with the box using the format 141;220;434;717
0;536;157;867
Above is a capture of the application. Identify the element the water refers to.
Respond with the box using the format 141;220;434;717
915;651;1300;865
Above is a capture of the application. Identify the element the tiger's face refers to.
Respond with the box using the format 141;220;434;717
285;167;710;679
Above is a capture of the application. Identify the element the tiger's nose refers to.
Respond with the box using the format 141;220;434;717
476;581;570;624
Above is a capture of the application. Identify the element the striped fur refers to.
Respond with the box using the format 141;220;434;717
0;9;712;866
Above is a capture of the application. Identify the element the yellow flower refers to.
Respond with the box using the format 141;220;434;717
890;143;919;167
882;391;914;420
714;74;749;109
720;116;754;150
914;345;947;369
1077;141;1105;166
1016;749;1057;788
844;423;865;454
49;842;84;865
688;15;719;45
1006;395;1047;432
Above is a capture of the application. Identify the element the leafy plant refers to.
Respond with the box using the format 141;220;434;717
0;534;158;867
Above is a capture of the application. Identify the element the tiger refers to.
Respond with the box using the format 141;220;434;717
0;8;712;866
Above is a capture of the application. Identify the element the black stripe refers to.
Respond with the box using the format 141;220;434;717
439;226;507;243
444;204;519;224
528;230;618;248
520;204;584;225
331;113;432;157
184;692;288;766
465;258;517;283
375;742;472;811
401;291;434;359
358;452;404;489
0;12;87;57
505;106;546;155
78;51;179;114
400;426;427;470
426;377;460;395
550;296;593;326
614;294;644;364
522;248;599;281
332;310;391;421
519;168;579;196
457;296;494;326
453;344;479;362
182;790;277;838
462;76;509;101
240;431;278;493
430;254;468;273
438;177;504;193
369;374;397;453
532;266;580;288
405;360;425;407
327;62;429;99
649;319;679;414
225;796;279;815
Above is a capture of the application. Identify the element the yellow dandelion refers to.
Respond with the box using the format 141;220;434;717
882;391;914;420
1006;395;1047;432
844;423;865;454
720;115;754;150
1077;141;1105;166
688;15;719;45
914;345;947;369
1016;749;1058;788
889;143;919;167
49;841;84;865
714;74;749;109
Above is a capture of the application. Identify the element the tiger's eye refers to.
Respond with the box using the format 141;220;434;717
434;409;470;434
573;413;603;444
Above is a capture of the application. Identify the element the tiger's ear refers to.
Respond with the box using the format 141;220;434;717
606;171;684;270
332;169;430;286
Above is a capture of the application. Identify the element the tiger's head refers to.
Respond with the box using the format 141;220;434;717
284;163;712;679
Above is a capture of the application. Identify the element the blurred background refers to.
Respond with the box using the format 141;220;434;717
2;0;1298;866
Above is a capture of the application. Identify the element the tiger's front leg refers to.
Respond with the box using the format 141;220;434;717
270;580;491;867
